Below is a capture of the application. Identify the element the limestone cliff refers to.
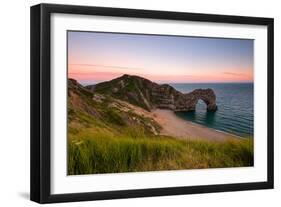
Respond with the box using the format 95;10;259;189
87;74;217;112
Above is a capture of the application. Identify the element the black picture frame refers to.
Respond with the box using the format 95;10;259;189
30;3;274;204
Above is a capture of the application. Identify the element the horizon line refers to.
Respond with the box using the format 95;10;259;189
71;79;253;86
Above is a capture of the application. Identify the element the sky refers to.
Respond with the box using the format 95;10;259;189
68;31;253;85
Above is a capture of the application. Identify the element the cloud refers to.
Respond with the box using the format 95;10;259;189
69;63;143;71
223;72;244;76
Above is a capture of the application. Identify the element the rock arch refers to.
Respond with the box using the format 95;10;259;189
187;88;218;111
91;74;218;112
184;89;218;112
169;88;218;112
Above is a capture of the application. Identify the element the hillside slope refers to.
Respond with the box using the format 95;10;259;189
88;74;217;111
67;77;253;175
68;78;161;135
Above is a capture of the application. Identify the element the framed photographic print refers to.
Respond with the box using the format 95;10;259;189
30;3;274;203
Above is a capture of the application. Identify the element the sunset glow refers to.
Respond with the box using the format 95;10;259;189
68;31;253;85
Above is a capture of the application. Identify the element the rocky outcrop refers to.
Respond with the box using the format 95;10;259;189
149;83;217;112
90;74;217;112
186;89;217;112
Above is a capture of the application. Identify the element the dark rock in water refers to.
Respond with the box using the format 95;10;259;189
88;74;218;112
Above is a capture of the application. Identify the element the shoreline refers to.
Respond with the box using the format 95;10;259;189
118;99;241;142
151;109;241;141
151;109;240;142
174;112;244;139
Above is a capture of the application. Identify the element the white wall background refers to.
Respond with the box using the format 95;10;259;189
0;0;279;206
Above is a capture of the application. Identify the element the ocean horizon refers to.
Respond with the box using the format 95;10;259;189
79;79;253;86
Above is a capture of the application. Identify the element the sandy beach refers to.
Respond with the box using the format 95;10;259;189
117;99;239;142
151;109;240;142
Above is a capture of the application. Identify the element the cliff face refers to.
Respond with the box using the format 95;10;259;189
68;78;161;135
88;74;217;112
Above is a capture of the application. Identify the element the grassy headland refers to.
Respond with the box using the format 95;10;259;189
67;78;253;175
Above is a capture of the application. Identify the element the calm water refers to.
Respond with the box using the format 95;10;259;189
170;83;254;137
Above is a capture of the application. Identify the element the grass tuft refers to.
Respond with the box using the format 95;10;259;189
68;126;253;175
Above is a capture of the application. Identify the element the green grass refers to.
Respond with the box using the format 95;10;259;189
68;125;253;175
67;85;253;175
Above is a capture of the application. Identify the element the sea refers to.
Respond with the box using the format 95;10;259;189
170;83;254;137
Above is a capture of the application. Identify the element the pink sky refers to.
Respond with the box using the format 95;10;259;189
68;31;254;85
68;64;253;84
